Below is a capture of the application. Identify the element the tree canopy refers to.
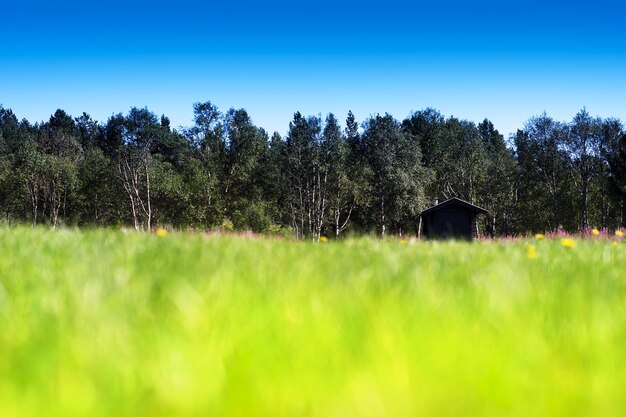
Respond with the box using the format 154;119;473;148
0;103;624;238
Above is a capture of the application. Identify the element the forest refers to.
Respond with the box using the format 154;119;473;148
0;103;624;238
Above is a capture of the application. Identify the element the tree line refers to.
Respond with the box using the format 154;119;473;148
0;103;624;238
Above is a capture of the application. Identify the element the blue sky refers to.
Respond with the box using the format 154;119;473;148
2;0;625;138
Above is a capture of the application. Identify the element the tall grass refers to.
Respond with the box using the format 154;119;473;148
0;227;624;416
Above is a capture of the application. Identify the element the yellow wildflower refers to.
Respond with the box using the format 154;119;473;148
155;227;168;237
400;239;408;244
616;230;624;237
560;238;575;248
527;245;538;259
592;228;600;236
535;233;544;239
320;236;329;243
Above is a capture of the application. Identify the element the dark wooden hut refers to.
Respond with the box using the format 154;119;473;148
419;197;489;240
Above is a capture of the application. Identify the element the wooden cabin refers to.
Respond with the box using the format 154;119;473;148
419;198;489;240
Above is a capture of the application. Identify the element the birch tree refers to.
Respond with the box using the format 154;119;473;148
322;113;354;238
282;112;327;240
521;113;569;229
564;109;603;230
186;101;226;228
362;114;425;237
116;108;161;231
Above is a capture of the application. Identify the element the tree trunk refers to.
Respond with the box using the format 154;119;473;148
417;216;422;239
551;190;559;230
29;183;39;227
51;198;60;228
131;198;140;231
380;197;386;238
581;180;589;230
145;160;152;231
333;205;353;239
31;198;38;227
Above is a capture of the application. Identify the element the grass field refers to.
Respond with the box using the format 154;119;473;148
0;227;625;416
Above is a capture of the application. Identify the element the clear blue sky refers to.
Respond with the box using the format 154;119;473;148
2;0;625;138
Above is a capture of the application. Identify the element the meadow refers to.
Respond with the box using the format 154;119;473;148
0;227;625;416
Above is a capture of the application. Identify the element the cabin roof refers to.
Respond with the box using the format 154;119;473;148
420;197;489;216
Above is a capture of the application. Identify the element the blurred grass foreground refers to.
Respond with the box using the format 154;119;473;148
1;227;625;416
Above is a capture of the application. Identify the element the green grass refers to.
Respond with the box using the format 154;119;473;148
0;227;625;416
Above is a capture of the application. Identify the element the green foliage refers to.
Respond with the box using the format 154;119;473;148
77;148;122;225
0;104;625;234
150;158;189;226
220;217;234;231
361;114;426;235
477;119;518;236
